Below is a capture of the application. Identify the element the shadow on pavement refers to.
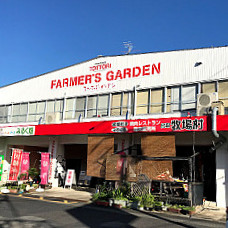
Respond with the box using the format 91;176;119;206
0;194;55;227
67;203;136;228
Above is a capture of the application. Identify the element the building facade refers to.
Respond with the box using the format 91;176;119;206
0;46;228;208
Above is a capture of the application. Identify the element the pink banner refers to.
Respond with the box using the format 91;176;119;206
40;153;50;185
9;149;23;181
20;152;30;180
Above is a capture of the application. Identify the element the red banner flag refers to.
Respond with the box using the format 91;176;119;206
8;149;23;181
20;152;30;180
40;153;50;185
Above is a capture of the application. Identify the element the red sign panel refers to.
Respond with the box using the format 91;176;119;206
20;152;30;179
40;153;50;185
8;149;23;181
35;116;208;136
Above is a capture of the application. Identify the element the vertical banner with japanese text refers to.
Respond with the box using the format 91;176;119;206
40;153;50;185
20;152;30;180
48;137;57;184
8;149;23;181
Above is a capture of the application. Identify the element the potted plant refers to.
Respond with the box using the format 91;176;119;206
27;168;39;187
142;194;155;211
127;196;142;210
162;203;171;211
112;188;128;208
168;204;181;214
181;206;196;215
92;191;109;206
154;201;163;211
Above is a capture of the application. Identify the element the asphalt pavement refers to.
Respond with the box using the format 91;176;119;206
0;194;225;228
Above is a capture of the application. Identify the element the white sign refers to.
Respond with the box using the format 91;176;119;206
0;126;35;136
64;169;75;189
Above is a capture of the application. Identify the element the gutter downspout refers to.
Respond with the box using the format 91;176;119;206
211;107;226;151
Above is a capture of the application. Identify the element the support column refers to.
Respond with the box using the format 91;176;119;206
216;139;228;208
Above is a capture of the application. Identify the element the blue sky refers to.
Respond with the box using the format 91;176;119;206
0;0;227;87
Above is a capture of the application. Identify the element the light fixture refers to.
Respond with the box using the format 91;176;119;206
194;62;202;67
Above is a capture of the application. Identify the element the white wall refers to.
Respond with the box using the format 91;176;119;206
0;46;228;105
216;134;228;208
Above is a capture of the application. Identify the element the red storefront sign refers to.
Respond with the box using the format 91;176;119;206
20;152;30;179
40;153;50;185
35;116;208;136
8;149;23;181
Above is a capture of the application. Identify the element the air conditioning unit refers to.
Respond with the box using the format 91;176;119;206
211;101;225;115
197;92;218;116
45;113;61;124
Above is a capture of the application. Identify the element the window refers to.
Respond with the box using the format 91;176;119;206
28;101;45;122
65;98;75;120
218;81;228;113
111;93;121;116
111;92;131;116
12;103;28;122
75;97;86;119
0;105;10;123
136;90;149;114
167;87;180;112
98;94;109;117
150;89;163;113
182;85;197;110
87;96;97;118
202;82;216;93
46;99;63;121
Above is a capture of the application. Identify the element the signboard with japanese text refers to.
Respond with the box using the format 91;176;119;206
8;149;23;181
64;169;75;189
35;116;208;136
48;138;57;184
20;152;30;180
0;126;35;136
40;153;50;185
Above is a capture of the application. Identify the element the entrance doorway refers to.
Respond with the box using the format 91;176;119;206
64;144;87;186
173;146;216;202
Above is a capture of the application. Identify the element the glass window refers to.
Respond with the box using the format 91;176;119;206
182;85;197;110
37;101;45;114
202;82;216;93
111;93;121;116
166;88;171;112
98;94;109;116
75;97;85;119
218;81;228;108
65;98;75;120
122;93;130;116
12;103;28;122
87;96;97;118
0;105;10;123
150;89;163;113
136;90;149;114
46;101;55;113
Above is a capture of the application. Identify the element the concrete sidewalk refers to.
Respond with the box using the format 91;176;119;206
27;187;93;202
25;187;226;223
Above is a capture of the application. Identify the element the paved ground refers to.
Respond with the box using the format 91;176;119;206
25;187;226;223
0;194;226;228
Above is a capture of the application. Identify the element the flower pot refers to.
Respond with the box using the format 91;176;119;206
95;201;109;207
168;208;181;214
9;189;18;194
113;203;122;209
113;199;127;208
144;206;153;211
181;209;195;215
127;201;139;209
155;205;162;211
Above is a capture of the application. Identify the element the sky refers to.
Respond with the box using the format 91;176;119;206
0;0;228;87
